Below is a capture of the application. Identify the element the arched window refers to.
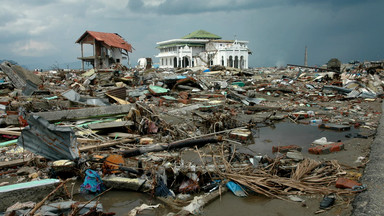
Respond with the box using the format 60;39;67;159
174;57;177;68
228;56;233;67
234;56;239;68
182;57;190;68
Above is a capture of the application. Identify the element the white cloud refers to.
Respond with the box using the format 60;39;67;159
142;0;166;7
13;40;57;57
0;4;54;36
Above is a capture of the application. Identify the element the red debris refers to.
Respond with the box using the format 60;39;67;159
335;178;362;189
308;142;344;154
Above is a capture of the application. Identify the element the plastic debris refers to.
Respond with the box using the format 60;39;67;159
226;181;247;197
128;204;160;216
312;137;334;145
80;169;106;194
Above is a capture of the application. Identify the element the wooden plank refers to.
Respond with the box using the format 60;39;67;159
107;132;140;139
0;129;20;136
88;120;133;130
79;138;134;152
0;157;33;169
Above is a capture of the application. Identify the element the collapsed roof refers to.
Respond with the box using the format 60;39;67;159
76;31;133;52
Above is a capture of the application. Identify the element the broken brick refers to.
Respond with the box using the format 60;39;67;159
308;142;344;154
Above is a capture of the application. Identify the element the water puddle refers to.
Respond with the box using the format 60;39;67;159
239;121;358;157
75;190;167;215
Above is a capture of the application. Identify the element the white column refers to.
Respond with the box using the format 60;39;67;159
93;39;97;69
81;43;84;71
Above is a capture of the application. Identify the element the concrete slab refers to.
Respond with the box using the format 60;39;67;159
352;102;384;216
0;179;60;212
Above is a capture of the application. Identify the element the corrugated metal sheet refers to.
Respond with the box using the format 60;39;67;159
61;89;110;106
106;87;126;100
0;62;41;96
76;31;132;52
17;115;79;161
0;61;26;89
22;80;38;96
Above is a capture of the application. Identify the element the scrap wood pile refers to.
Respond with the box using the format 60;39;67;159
0;60;381;214
216;157;353;199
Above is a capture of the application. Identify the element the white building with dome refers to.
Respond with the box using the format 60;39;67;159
155;30;251;69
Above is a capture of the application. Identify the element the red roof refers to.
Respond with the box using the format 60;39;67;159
76;31;132;52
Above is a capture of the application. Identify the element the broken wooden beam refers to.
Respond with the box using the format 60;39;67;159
107;132;140;139
122;136;223;158
79;138;135;152
87;120;133;130
0;157;33;169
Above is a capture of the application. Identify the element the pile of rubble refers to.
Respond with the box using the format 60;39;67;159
0;60;383;215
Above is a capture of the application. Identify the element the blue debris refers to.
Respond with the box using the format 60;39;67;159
226;181;247;197
80;169;105;194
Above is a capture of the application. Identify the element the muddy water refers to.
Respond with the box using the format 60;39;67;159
75;190;168;215
92;122;357;215
245;121;358;156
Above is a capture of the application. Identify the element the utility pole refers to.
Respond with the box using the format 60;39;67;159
304;46;308;66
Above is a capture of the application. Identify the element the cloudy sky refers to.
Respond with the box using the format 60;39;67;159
0;0;383;69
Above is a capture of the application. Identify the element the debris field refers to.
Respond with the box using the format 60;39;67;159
0;60;383;215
